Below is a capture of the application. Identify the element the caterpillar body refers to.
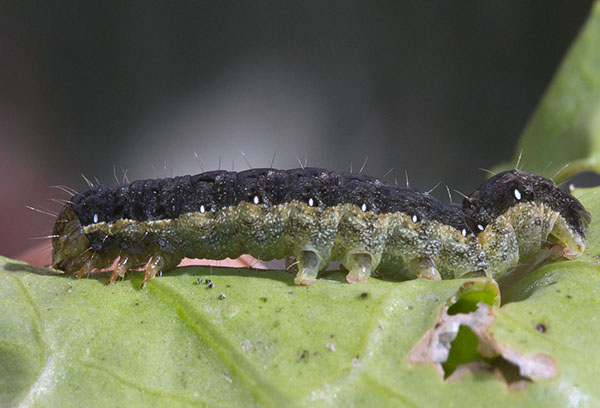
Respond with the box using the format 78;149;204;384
51;168;590;287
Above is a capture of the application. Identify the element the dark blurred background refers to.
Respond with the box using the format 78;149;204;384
1;1;595;258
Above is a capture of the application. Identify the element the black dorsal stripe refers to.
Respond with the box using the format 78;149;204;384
70;167;471;231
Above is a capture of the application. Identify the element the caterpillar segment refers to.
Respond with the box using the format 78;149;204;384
463;170;590;279
51;168;589;287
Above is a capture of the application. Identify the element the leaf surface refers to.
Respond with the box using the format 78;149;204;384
2;185;599;407
495;1;600;182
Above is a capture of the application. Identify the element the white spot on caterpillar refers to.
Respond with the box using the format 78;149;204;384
361;203;367;212
478;224;485;231
93;214;98;223
200;205;206;214
253;195;260;205
514;188;522;200
462;228;467;237
412;215;418;223
308;198;315;207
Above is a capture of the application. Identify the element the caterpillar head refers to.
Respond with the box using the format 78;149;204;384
51;204;91;273
463;169;590;259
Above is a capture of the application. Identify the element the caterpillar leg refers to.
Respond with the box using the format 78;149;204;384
141;254;165;288
75;259;94;279
343;253;377;283
548;244;565;260
109;255;131;285
293;250;324;286
409;257;442;280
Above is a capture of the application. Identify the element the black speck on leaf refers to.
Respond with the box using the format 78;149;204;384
298;349;309;362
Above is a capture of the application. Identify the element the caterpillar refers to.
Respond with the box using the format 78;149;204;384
51;168;590;287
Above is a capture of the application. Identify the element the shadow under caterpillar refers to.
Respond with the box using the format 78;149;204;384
51;168;590;287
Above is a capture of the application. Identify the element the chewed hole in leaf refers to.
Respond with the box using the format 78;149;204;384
443;285;499;377
447;289;497;315
442;325;485;378
441;325;532;388
488;357;532;388
410;282;556;389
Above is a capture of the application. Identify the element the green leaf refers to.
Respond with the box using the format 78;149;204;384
2;185;600;407
495;0;600;182
5;2;600;406
0;259;495;407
